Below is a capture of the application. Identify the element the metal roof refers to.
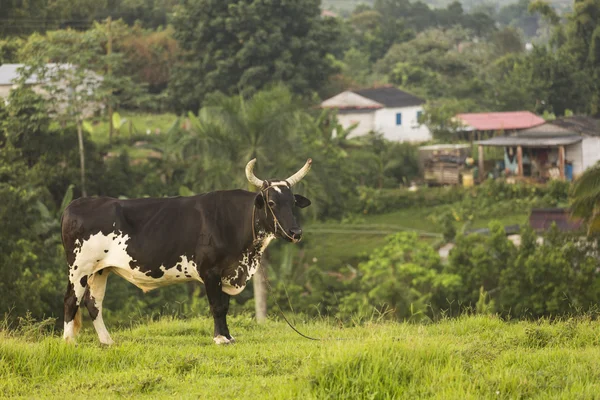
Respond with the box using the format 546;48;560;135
517;122;577;138
419;144;471;151
353;86;424;108
551;116;600;137
477;135;582;147
456;111;545;131
321;86;424;109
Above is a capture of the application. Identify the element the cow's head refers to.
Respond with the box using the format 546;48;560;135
246;158;312;243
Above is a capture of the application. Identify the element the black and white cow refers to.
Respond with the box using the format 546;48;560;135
61;159;312;345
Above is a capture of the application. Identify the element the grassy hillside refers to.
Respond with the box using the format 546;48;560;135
2;315;600;399
303;206;530;268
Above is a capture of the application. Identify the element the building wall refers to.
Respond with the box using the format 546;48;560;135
335;106;432;142
338;112;376;138
0;85;11;99
566;141;584;177
373;106;432;142
581;137;600;172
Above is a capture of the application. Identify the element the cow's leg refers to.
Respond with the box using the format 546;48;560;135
63;262;95;343
204;270;233;344
83;269;113;345
63;280;83;343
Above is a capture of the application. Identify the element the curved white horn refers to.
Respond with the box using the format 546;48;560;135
245;158;264;188
286;158;312;186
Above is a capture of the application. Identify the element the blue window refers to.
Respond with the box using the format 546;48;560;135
417;111;423;121
396;112;402;125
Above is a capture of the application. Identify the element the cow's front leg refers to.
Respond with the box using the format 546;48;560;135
204;270;234;344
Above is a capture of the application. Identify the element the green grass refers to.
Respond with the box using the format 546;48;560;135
3;315;600;399
303;206;530;268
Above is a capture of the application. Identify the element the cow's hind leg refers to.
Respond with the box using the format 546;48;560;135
205;270;233;344
83;269;114;345
63;281;83;343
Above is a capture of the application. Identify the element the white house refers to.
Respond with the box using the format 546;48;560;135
0;63;103;117
320;86;432;142
0;63;40;98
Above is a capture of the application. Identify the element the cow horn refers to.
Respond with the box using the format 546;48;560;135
286;158;312;186
245;158;264;187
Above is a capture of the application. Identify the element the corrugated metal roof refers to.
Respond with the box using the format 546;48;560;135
419;144;471;151
551;116;600;137
321;86;424;109
517;122;577;138
477;135;582;147
353;86;424;108
529;208;583;232
456;111;545;131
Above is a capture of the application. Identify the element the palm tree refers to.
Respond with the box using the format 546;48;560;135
571;163;600;235
179;84;310;322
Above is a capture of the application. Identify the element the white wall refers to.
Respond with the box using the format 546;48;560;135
566;141;584;177
0;85;11;99
581;137;600;171
333;106;432;143
338;112;376;138
373;106;432;142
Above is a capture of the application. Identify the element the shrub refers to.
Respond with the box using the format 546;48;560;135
338;232;461;321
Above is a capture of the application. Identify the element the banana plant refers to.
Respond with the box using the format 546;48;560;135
34;184;74;245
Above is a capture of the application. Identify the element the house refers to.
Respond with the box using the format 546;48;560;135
0;63;41;98
529;208;583;232
476;116;600;181
320;86;431;142
0;63;103;117
454;111;545;141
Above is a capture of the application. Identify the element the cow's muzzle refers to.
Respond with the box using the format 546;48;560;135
289;228;303;243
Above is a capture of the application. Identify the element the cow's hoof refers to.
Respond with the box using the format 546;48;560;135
213;335;235;345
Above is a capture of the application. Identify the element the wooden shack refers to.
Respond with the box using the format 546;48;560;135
419;144;471;185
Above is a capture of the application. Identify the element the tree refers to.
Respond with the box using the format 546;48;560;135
570;163;600;235
169;0;342;112
177;84;308;322
20;29;111;197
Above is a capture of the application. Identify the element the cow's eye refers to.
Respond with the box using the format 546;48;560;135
268;200;276;207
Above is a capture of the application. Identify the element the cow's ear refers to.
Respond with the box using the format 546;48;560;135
294;194;311;208
255;194;265;209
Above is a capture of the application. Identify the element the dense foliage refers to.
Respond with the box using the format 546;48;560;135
2;0;600;328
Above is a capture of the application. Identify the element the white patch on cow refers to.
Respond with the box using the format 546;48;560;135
221;232;276;295
63;320;75;342
70;231;133;302
213;335;234;345
273;186;281;193
270;181;289;187
93;317;114;345
112;255;203;292
88;272;113;345
71;231;203;294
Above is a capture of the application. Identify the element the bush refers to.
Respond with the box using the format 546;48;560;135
356;179;571;216
338;232;461;321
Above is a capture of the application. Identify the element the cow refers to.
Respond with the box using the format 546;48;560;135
61;158;312;345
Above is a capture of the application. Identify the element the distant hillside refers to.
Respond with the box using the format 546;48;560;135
322;0;572;15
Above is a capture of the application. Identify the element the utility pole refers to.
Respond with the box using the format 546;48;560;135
107;16;114;144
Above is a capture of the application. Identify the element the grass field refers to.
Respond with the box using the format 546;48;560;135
2;315;600;399
303;206;530;268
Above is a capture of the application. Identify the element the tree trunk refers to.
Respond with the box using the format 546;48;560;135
253;261;268;324
76;119;87;197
